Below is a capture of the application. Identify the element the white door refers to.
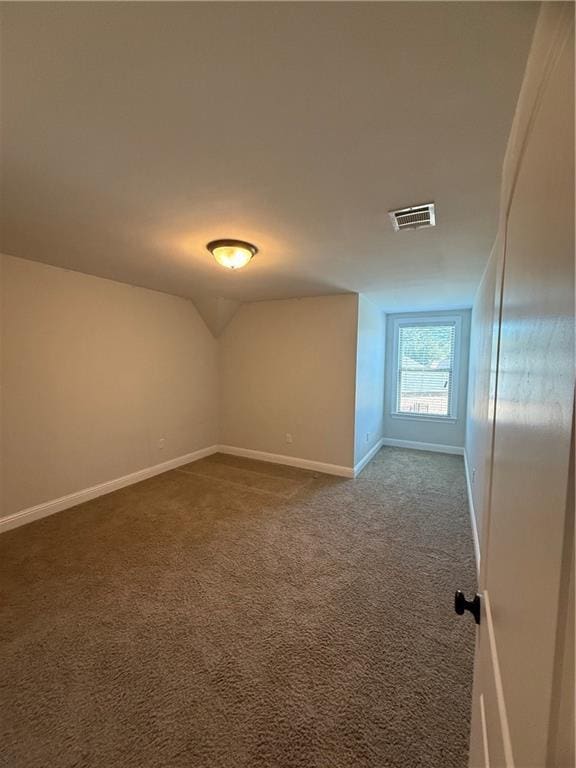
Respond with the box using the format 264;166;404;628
467;6;574;768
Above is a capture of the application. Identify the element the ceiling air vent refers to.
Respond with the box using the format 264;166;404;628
388;203;436;232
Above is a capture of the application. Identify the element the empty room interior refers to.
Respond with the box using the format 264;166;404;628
0;2;574;768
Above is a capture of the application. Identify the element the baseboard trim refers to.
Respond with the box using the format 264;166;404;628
217;445;354;478
0;445;219;534
464;451;481;575
1;440;475;534
380;437;464;456
353;438;384;477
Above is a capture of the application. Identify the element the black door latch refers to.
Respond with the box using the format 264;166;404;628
454;590;481;625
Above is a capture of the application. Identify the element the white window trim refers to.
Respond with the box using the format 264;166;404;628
390;314;462;422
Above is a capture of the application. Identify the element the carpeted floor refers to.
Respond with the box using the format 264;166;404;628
0;447;477;768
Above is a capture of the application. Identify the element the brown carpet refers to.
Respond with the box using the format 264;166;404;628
0;447;477;768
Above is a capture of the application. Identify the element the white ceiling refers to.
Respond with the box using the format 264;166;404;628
1;2;538;321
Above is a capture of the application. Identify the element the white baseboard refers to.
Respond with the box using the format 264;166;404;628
0;445;219;534
353;438;384;477
464;451;481;574
217;445;354;478
1;439;476;538
380;437;464;456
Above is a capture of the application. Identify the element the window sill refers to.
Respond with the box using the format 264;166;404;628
390;412;458;424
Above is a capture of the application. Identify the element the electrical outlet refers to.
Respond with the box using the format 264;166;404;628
285;433;293;444
158;438;166;450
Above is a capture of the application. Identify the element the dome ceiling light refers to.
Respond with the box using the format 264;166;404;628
207;239;258;270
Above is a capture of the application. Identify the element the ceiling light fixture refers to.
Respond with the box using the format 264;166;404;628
207;239;257;269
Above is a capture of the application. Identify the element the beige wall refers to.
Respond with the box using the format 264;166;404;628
1;254;218;517
354;296;385;466
219;295;358;469
1;267;360;517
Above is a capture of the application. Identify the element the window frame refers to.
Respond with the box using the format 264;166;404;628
390;314;462;422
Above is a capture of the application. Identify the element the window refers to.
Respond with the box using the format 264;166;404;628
392;316;461;420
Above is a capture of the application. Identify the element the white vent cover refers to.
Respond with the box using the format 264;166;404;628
388;203;436;232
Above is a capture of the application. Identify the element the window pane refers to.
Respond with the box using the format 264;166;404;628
396;323;456;417
399;324;455;369
398;370;451;416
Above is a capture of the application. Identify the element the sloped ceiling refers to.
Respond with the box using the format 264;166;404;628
0;2;538;333
191;295;241;338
